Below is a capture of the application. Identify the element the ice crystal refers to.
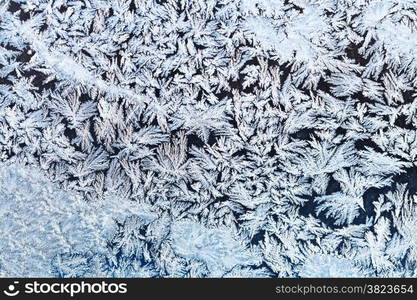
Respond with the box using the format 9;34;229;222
1;0;417;278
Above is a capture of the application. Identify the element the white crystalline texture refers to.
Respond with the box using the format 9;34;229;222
299;255;362;278
0;163;103;276
0;0;417;277
0;163;146;277
171;221;259;276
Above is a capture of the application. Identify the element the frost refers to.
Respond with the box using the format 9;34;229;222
1;0;417;278
0;163;106;277
171;221;260;276
0;162;152;277
299;255;363;278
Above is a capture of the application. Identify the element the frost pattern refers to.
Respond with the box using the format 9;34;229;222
0;163;106;277
1;0;417;277
298;255;362;278
171;221;260;277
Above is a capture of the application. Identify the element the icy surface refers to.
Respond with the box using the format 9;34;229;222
1;0;417;277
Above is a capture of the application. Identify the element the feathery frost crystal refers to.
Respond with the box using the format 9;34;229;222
1;0;417;277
